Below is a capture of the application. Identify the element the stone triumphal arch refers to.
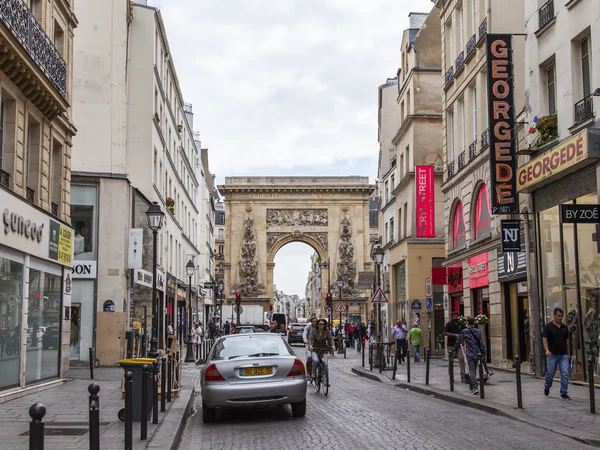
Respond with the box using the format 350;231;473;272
218;177;375;320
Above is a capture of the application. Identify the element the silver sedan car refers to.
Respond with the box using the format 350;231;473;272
200;333;307;423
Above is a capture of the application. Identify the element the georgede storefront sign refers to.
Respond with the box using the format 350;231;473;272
517;130;600;192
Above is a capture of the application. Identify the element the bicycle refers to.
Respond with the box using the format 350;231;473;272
312;349;330;396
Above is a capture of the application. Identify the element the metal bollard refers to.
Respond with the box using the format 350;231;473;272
161;356;167;412
369;343;373;371
379;342;383;374
515;355;523;409
124;371;133;450
29;403;46;450
589;356;596;414
88;383;100;450
478;354;485;399
141;334;146;358
175;351;180;389
425;348;431;385
449;350;455;392
141;365;148;440
361;341;365;367
167;353;173;402
407;348;411;383
89;348;94;380
152;360;159;424
392;350;398;380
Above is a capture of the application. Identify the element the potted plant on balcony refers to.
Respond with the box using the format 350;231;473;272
166;197;175;215
531;113;558;149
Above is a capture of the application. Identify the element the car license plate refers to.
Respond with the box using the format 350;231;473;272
240;367;273;376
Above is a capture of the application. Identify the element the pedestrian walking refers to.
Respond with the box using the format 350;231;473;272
455;316;486;395
409;323;422;362
223;321;231;335
543;307;571;400
348;321;356;348
391;320;408;364
444;311;467;382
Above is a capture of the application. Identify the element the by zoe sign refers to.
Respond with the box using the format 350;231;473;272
560;204;600;224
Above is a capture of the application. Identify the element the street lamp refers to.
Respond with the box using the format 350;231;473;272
185;259;195;362
218;280;225;324
146;202;165;357
372;246;385;343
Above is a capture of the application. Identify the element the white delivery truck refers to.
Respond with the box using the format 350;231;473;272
237;305;268;330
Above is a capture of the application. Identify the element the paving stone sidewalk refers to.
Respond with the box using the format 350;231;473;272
354;357;600;447
0;360;200;450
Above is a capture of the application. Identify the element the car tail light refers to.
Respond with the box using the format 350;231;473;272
287;359;305;377
43;332;47;337
204;364;225;381
289;330;294;334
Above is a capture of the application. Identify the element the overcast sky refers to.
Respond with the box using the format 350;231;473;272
150;0;434;296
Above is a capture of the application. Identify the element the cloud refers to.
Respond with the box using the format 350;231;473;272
149;0;434;180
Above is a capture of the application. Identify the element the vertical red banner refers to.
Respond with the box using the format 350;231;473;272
416;165;435;237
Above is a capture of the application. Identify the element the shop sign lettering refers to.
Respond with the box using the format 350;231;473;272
486;35;518;214
2;208;44;242
517;131;587;192
560;204;600;224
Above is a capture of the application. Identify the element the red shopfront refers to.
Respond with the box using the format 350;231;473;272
468;252;490;360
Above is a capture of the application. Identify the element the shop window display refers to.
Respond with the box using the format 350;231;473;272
0;256;23;389
71;185;98;260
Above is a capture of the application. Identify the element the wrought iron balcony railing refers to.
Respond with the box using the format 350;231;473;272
458;151;466;171
466;34;476;59
445;66;454;85
51;202;58;216
539;0;555;29
481;128;490;149
478;17;488;41
574;95;594;124
455;51;465;73
0;0;67;98
469;140;477;160
448;161;455;179
26;187;34;202
0;169;9;188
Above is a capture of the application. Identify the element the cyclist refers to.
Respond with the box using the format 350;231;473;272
303;316;318;378
308;318;335;382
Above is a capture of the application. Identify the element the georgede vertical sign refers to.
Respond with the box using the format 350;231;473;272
415;165;435;237
486;34;518;214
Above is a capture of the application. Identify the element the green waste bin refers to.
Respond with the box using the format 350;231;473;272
118;358;156;422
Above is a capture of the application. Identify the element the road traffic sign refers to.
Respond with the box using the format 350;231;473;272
335;302;347;313
204;282;215;289
234;305;243;314
371;287;388;303
425;277;432;298
325;306;332;315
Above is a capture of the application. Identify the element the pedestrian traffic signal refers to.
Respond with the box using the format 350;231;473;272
345;303;349;311
235;291;241;305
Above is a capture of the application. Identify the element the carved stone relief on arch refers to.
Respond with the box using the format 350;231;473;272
266;209;328;228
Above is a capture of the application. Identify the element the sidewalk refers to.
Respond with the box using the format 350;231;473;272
0;360;200;450
353;358;600;447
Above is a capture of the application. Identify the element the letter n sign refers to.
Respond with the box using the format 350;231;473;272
501;219;521;252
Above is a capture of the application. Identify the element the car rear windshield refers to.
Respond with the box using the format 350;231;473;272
291;325;305;331
212;336;292;360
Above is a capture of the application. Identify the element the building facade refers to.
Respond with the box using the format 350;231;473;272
71;0;204;365
437;0;526;363
520;0;600;380
214;193;225;322
0;0;76;394
377;10;445;352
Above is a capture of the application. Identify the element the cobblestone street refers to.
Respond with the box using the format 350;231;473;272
178;346;592;450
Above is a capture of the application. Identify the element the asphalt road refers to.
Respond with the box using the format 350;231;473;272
178;345;592;450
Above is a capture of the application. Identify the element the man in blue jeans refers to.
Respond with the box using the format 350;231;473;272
543;307;571;400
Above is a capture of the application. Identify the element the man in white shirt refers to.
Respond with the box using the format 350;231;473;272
391;320;408;364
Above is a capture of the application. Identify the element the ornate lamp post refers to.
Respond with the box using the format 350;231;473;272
218;280;225;325
185;259;196;362
146;202;164;357
372;246;385;343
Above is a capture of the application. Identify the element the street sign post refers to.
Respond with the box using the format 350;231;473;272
203;282;215;289
325;306;332;315
371;287;388;303
234;305;243;315
335;303;347;313
426;298;433;312
425;277;432;298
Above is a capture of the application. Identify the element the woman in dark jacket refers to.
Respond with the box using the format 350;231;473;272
308;319;335;380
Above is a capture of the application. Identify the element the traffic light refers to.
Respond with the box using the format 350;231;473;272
326;292;332;309
235;291;241;305
269;303;273;312
345;303;349;311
